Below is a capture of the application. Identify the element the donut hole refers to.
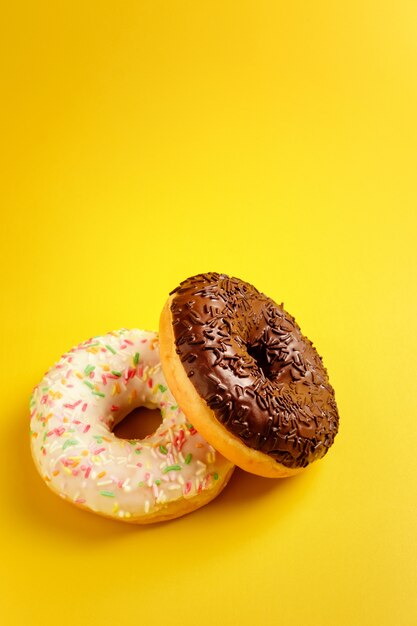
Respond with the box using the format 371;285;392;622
246;343;274;381
113;407;163;440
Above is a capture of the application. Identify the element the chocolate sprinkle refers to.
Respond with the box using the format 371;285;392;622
170;273;339;468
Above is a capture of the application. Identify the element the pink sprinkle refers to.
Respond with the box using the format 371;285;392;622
141;339;147;343
72;469;79;476
83;424;90;433
111;405;119;412
102;374;107;385
41;395;48;405
144;472;150;481
73;419;81;425
120;344;127;349
174;429;185;451
137;365;143;378
66;369;72;378
93;447;105;455
124;339;133;345
82;403;88;412
75;498;86;504
85;467;91;478
64;400;82;409
124;367;136;382
147;378;153;388
184;481;192;495
89;371;94;379
136;462;142;467
46;430;54;437
117;480;123;488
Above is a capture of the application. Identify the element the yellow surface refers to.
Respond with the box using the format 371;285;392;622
1;2;416;625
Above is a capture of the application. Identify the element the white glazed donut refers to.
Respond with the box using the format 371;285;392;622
30;329;234;523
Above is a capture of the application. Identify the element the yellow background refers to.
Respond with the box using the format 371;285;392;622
1;2;416;625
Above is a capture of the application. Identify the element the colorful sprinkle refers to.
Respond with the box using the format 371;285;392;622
162;464;182;474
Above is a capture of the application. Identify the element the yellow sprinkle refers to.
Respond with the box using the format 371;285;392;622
75;372;83;379
61;378;67;385
97;471;106;478
128;389;137;405
124;512;132;519
52;470;59;476
82;449;89;456
196;443;203;448
152;384;159;395
207;452;215;464
102;365;110;371
31;431;38;438
113;502;119;514
87;347;99;354
111;382;121;396
63;467;72;475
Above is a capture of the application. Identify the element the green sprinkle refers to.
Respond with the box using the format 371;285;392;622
213;472;219;480
84;364;95;375
158;384;167;393
92;391;105;398
94;435;103;443
185;453;192;464
42;387;49;393
111;370;122;377
105;344;116;354
83;380;94;389
159;445;168;455
155;479;161;486
186;423;194;430
128;440;137;445
85;341;100;348
134;449;142;454
63;439;78;450
133;352;140;365
138;481;145;488
170;405;178;410
99;490;115;498
162;464;182;474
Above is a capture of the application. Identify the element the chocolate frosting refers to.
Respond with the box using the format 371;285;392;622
170;273;339;469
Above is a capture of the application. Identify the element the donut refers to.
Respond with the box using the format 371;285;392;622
159;273;339;478
30;329;234;523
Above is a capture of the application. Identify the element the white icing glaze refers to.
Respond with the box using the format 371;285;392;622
30;329;233;521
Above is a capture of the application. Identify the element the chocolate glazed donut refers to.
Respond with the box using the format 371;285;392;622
162;273;339;472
